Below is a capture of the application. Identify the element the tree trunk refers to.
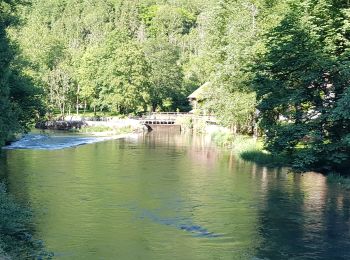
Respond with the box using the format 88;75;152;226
84;100;87;114
233;124;237;135
253;122;258;140
62;103;65;118
76;85;80;115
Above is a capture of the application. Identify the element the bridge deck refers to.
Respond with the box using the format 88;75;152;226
139;119;176;125
139;112;217;126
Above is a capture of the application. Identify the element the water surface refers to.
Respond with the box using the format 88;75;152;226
1;132;350;259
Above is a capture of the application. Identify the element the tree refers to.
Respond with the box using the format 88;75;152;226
143;38;184;111
94;31;150;114
253;0;350;172
0;0;44;146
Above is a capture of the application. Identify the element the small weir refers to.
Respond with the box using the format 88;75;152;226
139;112;217;131
139;112;183;131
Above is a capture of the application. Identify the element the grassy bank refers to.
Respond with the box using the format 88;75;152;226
0;183;51;259
211;131;350;186
211;131;290;167
76;125;135;136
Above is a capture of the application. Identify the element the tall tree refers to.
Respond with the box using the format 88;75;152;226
254;0;350;172
143;38;184;111
0;0;43;146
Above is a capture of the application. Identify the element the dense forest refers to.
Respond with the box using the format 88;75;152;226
1;0;350;173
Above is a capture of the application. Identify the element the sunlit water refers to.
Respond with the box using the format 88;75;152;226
1;132;350;259
4;132;119;150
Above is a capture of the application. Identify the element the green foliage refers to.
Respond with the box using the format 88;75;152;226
211;130;234;147
95;32;150;114
212;132;261;153
78;125;133;135
205;89;256;132
79;125;113;133
190;0;286;132
9;0;204;117
0;183;51;259
240;150;290;167
143;38;184;111
139;4;196;38
0;0;44;146
4;0;350;173
253;0;350;173
192;118;206;134
210;131;290;167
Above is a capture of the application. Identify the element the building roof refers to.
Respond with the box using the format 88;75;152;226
188;82;211;100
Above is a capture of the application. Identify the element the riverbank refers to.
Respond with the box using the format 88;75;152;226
210;131;289;167
176;117;291;168
209;129;350;189
0;183;51;259
36;117;144;136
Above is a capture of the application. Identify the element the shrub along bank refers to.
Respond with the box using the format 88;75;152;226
211;131;289;167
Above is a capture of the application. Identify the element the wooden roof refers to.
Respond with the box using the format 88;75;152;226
188;82;211;100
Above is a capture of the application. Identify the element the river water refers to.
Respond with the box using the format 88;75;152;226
1;132;350;259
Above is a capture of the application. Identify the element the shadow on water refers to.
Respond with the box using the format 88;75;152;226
254;171;350;259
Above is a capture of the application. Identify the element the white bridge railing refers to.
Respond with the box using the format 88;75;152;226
140;112;217;125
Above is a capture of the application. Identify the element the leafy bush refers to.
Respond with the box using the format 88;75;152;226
240;150;290;167
211;131;233;147
211;131;290;167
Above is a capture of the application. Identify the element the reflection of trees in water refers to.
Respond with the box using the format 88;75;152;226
255;171;350;259
2;151;34;204
320;186;350;259
0;154;9;180
142;132;221;169
254;170;305;259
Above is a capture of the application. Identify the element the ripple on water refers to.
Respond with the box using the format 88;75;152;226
138;208;224;238
3;133;114;150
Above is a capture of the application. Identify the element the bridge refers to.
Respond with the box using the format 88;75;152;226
139;112;217;131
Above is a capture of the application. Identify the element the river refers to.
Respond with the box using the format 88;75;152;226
1;131;350;259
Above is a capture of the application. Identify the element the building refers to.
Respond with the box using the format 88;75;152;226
187;82;211;113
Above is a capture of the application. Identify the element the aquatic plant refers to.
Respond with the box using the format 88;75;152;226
0;183;52;259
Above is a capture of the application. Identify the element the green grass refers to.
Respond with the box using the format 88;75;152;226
115;126;134;134
211;132;260;152
211;131;290;167
211;131;234;147
240;150;290;167
79;125;114;133
78;125;134;135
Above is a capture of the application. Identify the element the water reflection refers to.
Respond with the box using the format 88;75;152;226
255;171;350;259
1;131;350;259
